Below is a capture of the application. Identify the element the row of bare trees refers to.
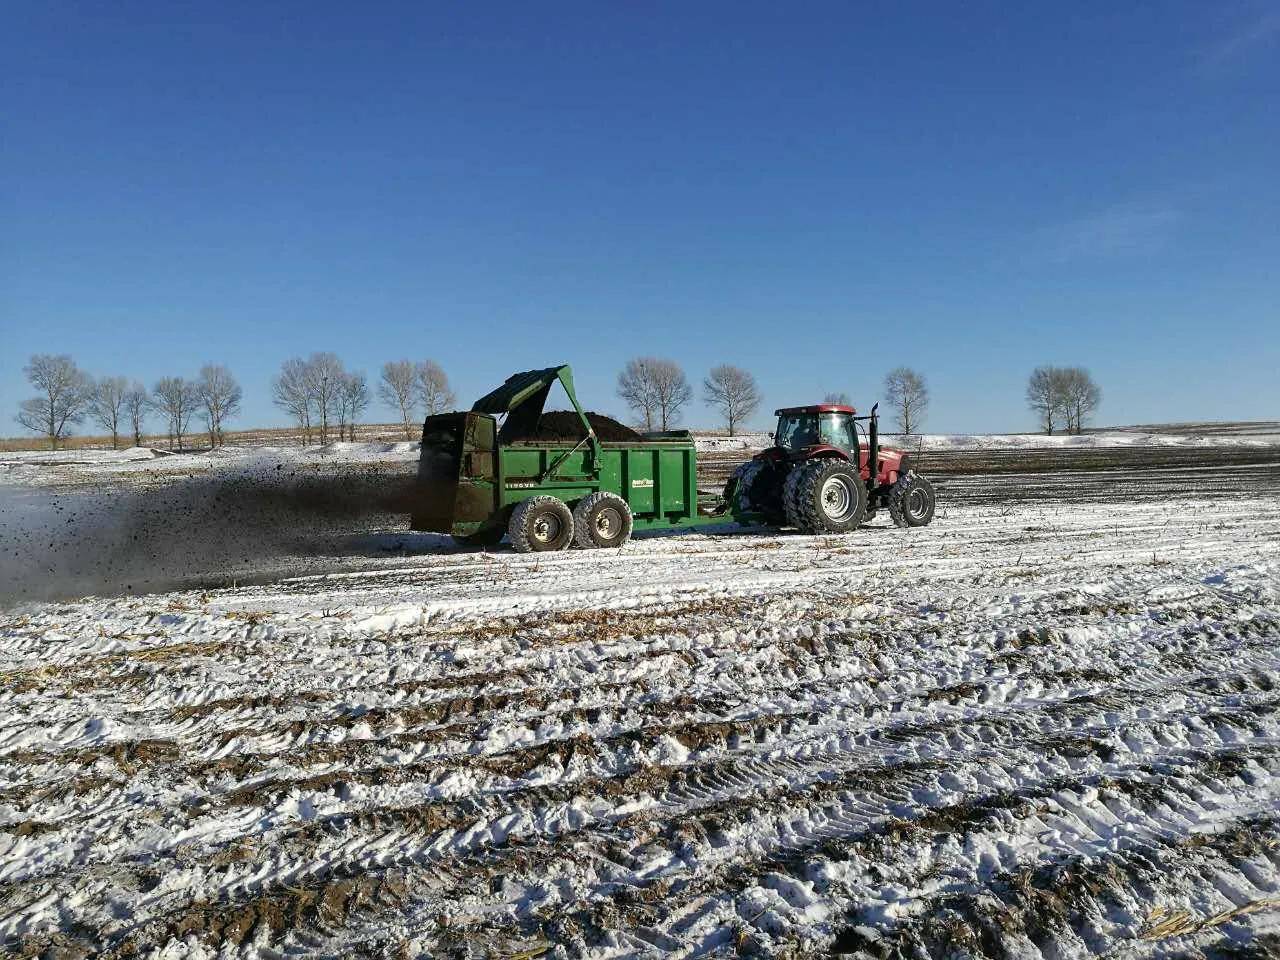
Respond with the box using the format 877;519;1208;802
16;352;1102;447
271;353;372;444
15;354;242;450
270;356;457;444
619;358;933;435
617;358;764;434
14;352;453;449
1026;366;1102;434
377;360;456;439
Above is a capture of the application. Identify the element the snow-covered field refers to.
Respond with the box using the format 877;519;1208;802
0;442;422;488
3;444;1280;957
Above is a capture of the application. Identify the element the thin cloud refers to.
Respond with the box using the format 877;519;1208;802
1031;202;1183;263
1203;7;1280;65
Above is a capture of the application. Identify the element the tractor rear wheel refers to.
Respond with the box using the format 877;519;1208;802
509;496;575;553
726;459;785;524
572;492;633;549
784;459;866;534
888;473;936;527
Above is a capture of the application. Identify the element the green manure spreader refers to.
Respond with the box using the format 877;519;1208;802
409;364;935;552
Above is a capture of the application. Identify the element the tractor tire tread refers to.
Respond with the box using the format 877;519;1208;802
782;463;809;530
888;472;936;528
726;460;763;510
790;459;866;534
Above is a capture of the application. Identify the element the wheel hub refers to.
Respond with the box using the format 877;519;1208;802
595;507;619;537
532;514;561;543
820;475;856;522
908;488;927;519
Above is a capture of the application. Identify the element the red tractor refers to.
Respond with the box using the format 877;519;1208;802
726;402;936;534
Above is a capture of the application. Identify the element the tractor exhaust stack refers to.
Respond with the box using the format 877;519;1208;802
869;402;879;482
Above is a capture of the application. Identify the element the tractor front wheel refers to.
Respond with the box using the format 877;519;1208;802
888;473;936;527
509;496;575;553
784;459;867;534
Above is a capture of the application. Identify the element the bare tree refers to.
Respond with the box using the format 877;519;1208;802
883;367;929;435
196;364;242;447
416;360;456;417
1026;366;1067;435
124;382;149;446
152;377;199;450
618;357;691;431
652;360;691;430
617;359;659;431
273;358;313;443
88;375;129;449
303;352;345;444
340;371;370;441
379;360;419;439
15;354;93;449
1060;367;1102;434
703;364;761;436
823;392;852;406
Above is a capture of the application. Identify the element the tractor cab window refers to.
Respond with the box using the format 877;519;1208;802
819;413;856;452
776;414;819;449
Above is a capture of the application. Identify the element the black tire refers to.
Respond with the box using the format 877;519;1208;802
727;459;785;524
784;458;866;533
572;492;633;549
509;496;575;553
888;472;936;528
454;526;504;548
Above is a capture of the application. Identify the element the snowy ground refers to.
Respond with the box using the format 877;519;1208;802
0;442;422;488
3;446;1280;957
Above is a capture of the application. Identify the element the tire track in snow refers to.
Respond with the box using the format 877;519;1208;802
2;495;1279;956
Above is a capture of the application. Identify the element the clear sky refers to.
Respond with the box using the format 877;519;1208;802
2;1;1278;434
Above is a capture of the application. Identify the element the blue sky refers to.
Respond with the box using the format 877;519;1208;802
2;1;1277;434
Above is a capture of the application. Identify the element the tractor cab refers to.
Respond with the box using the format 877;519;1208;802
774;405;858;457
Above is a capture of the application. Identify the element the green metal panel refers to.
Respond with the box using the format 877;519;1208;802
491;441;707;523
472;367;564;414
659;449;688;516
624;449;655;514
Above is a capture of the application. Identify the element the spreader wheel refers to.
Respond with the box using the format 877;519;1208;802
509;496;575;553
784;459;866;534
888;473;936;528
572;492;633;549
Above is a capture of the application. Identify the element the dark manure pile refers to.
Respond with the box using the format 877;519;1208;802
507;411;643;443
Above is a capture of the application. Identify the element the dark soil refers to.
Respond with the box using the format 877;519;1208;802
508;411;643;443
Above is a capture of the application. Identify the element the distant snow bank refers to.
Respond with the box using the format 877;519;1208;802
693;431;1280;453
0;446;168;465
0;441;423;486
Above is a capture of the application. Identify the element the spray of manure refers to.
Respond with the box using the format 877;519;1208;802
0;460;422;605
